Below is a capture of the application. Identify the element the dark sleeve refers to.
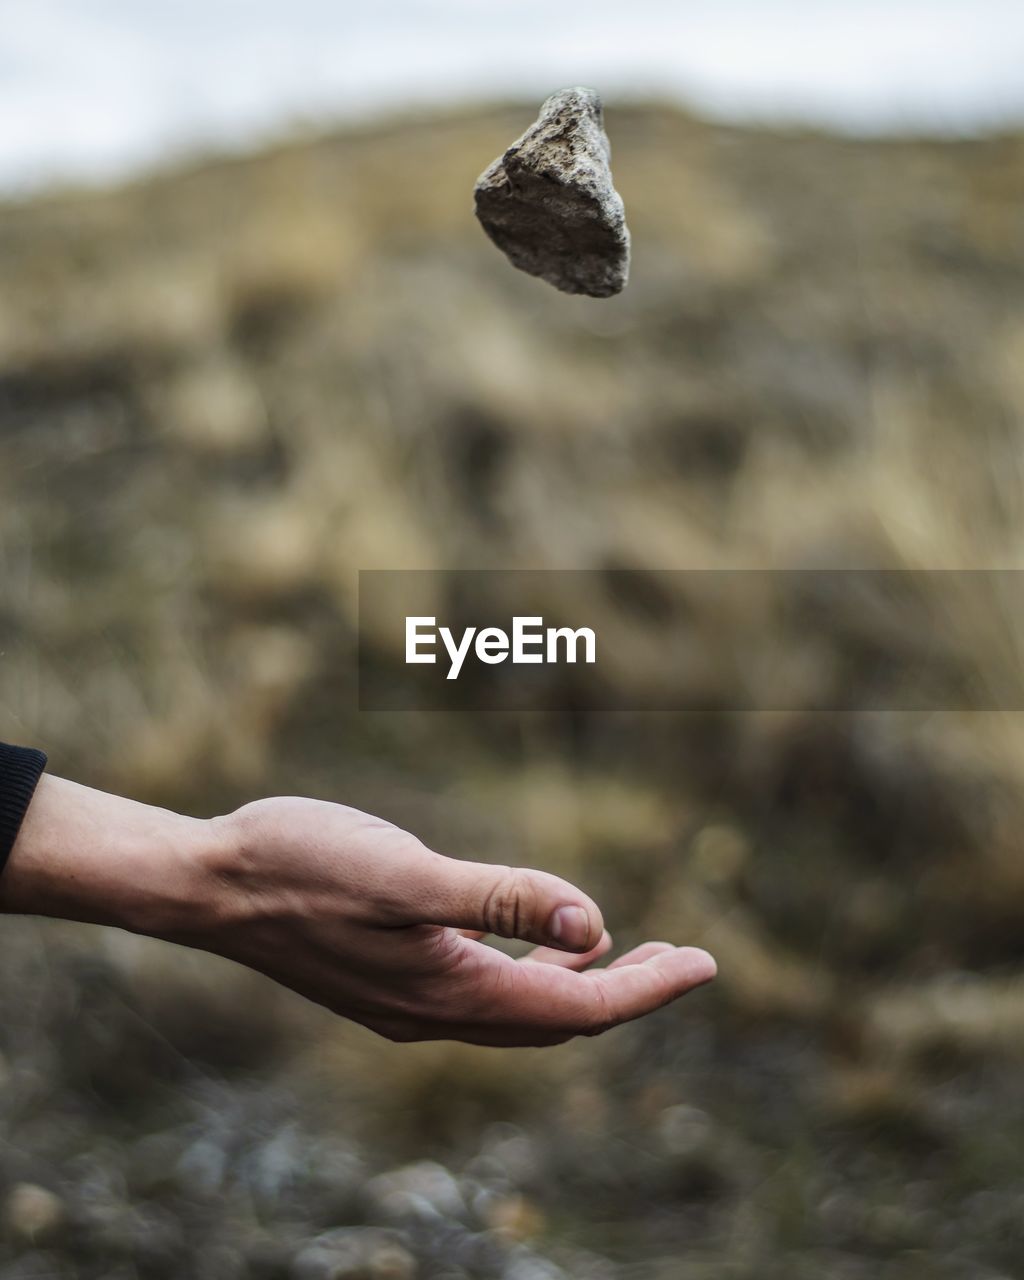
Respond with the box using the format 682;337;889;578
0;743;48;875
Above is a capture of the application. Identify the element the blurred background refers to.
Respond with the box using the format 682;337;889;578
2;3;1024;1277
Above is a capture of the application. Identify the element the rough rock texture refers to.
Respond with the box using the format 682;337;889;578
474;87;631;297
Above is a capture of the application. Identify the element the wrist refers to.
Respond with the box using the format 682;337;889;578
0;774;225;938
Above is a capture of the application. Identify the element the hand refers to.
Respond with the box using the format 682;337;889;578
3;779;716;1046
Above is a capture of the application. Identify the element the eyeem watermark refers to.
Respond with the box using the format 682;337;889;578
359;569;1024;711
406;615;597;680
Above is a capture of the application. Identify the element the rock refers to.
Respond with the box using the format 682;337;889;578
501;1255;569;1280
290;1227;416;1280
366;1161;466;1221
474;88;630;298
657;1104;715;1158
5;1183;64;1242
479;1192;545;1241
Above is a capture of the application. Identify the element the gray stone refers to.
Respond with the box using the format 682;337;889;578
290;1227;415;1280
474;87;630;298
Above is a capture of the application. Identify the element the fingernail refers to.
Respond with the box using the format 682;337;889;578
548;905;591;950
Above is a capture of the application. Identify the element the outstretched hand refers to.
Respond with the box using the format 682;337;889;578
4;779;716;1046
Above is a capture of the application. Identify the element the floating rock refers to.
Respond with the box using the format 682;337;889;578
474;88;630;298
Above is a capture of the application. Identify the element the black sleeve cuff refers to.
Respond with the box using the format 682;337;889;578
0;743;48;875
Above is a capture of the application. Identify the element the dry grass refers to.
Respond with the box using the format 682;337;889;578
2;103;1024;1276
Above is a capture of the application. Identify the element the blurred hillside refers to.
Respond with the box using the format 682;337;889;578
2;104;1024;1278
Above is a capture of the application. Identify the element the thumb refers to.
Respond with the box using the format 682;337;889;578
410;855;605;953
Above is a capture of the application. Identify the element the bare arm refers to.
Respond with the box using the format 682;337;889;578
1;775;716;1047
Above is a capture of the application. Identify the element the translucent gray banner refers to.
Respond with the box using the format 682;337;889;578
357;570;1024;711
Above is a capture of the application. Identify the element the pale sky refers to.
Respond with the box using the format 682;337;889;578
2;0;1022;191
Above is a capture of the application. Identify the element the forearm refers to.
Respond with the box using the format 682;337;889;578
0;773;218;936
0;764;715;1045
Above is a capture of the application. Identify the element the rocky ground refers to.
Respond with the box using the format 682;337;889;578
1;103;1024;1277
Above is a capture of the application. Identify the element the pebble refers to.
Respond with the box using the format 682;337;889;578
290;1227;416;1280
367;1160;467;1221
5;1183;64;1242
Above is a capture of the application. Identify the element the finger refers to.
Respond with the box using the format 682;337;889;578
458;945;717;1040
585;947;718;1031
523;929;613;970
607;940;676;968
405;855;605;953
460;927;607;958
